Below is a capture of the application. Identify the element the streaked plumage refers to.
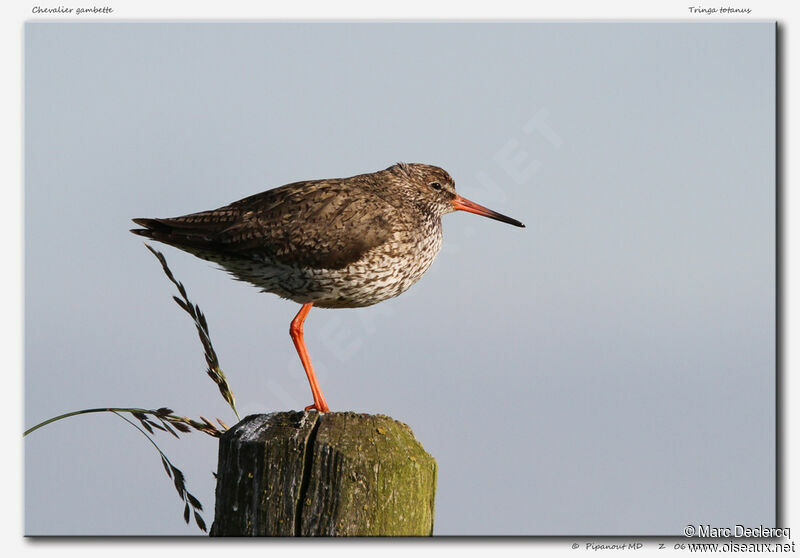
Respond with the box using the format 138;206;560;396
131;162;524;411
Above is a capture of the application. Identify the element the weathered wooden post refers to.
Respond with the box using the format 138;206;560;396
210;411;437;536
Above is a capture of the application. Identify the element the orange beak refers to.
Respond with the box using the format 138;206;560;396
451;195;525;228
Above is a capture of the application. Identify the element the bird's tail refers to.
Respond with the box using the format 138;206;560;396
130;217;183;243
129;216;227;252
130;218;160;239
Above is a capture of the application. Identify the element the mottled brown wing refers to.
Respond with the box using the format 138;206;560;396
133;180;395;270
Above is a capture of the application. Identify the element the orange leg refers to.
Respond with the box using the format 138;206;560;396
289;302;330;413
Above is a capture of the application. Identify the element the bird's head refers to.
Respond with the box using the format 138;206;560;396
387;162;525;227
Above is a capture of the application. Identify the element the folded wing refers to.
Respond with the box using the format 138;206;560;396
131;180;395;270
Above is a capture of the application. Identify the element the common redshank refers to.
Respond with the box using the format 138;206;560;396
131;163;524;412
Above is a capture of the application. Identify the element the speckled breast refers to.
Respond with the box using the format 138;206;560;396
221;221;444;309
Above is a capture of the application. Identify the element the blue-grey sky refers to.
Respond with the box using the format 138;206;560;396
25;22;775;535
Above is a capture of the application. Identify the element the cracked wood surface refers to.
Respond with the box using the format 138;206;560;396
211;411;437;536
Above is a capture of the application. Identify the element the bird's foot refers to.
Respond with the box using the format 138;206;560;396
305;403;330;413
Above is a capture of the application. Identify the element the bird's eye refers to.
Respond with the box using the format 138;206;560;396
430;182;442;191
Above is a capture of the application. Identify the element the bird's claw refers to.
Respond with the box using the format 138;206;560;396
305;403;330;413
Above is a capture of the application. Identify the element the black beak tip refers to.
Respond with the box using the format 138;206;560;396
496;216;525;228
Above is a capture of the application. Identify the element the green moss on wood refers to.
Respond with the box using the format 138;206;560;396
211;411;436;537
